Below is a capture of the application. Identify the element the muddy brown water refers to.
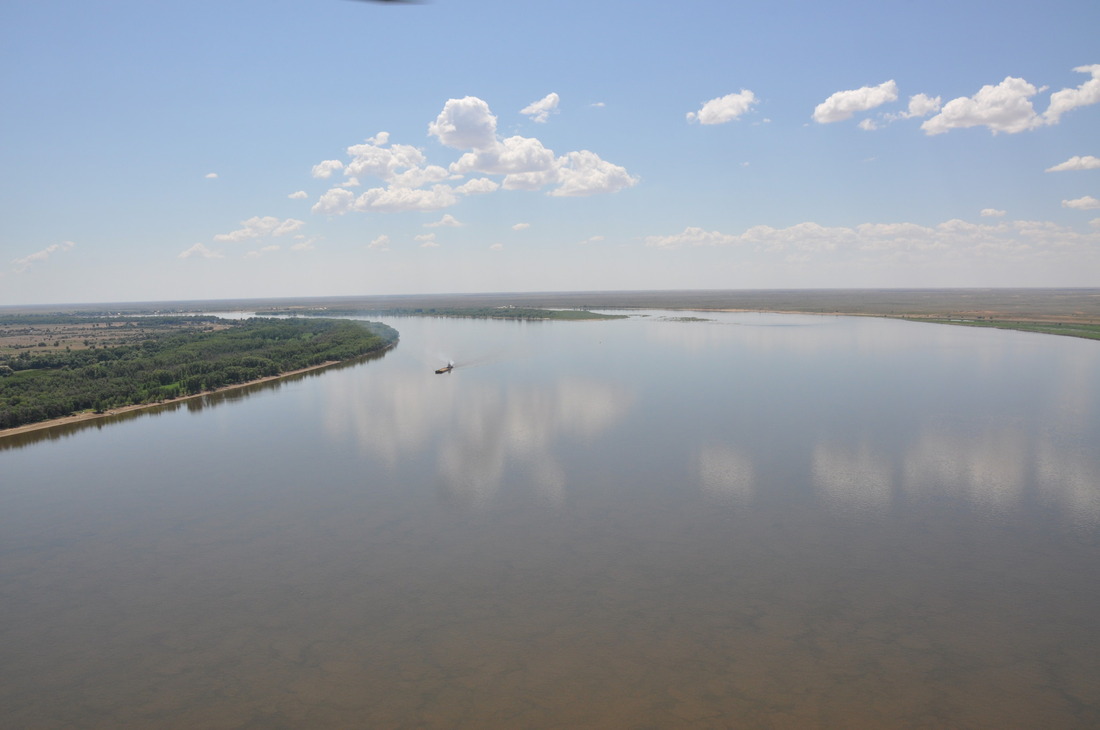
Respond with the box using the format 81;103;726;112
2;312;1098;728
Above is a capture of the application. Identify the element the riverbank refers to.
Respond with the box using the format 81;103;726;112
0;359;343;440
1;316;399;435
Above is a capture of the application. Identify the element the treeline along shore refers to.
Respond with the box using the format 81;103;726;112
0;316;397;432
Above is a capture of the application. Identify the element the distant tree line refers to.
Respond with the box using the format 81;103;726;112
261;307;626;321
0;317;397;430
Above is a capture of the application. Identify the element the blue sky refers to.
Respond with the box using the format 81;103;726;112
2;0;1098;305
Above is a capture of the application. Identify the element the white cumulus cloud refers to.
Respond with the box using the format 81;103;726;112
12;240;75;272
368;234;390;250
1043;64;1100;125
428;96;499;150
980;208;1007;217
311;160;344;179
312;187;356;216
904;93;942;118
204;172;218;179
921;66;1100;135
813;80;898;123
512;222;530;231
451;135;557;176
521;92;560;123
455;177;499;195
425;214;463;227
1047;155;1100;172
343;139;428;182
178;242;223;260
214;216;305;242
687;90;758;125
288;190;308;199
645;227;741;248
645;219;1100;264
308;96;635;216
550;150;637;197
1063;196;1100;210
431;97;636;197
921;76;1042;135
354;185;459;213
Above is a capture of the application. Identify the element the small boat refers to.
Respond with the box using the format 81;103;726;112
435;361;454;374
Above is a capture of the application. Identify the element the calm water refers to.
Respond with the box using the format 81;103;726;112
2;311;1098;729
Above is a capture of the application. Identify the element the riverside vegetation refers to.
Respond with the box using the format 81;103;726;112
0;316;397;430
261;306;627;321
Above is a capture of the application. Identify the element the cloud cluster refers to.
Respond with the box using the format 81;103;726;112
922;65;1100;135
213;216;305;242
12;240;75;272
687;90;758;125
179;216;307;260
921;76;1044;135
804;65;1099;134
178;242;223;260
858;93;944;129
310;96;636;217
645;218;1100;260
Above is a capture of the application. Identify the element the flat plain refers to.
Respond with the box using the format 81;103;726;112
4;288;1100;320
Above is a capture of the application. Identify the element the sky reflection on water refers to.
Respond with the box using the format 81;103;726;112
311;311;1100;527
1;311;1098;728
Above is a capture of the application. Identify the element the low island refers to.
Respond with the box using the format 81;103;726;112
0;315;398;434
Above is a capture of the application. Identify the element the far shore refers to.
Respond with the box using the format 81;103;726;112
0;359;343;441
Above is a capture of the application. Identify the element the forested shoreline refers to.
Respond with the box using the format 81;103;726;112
0;317;397;430
260;306;627;321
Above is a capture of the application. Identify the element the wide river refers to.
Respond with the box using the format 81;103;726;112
2;311;1098;728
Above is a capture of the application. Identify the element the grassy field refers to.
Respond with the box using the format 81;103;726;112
911;318;1100;341
0;315;228;358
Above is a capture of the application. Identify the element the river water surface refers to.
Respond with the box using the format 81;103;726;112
2;311;1099;728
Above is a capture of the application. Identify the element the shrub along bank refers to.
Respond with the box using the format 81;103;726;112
0;317;397;430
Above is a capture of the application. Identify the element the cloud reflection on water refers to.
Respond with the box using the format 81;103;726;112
322;372;633;507
666;311;1100;526
318;311;1097;526
813;440;895;512
808;415;1097;525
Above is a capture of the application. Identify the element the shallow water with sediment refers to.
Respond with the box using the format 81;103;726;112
2;311;1098;728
